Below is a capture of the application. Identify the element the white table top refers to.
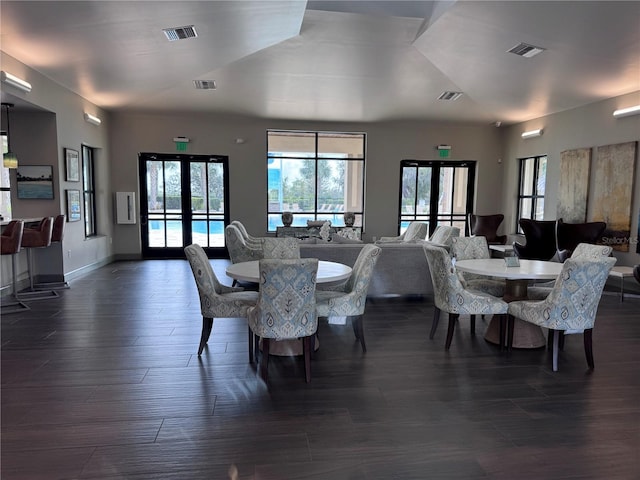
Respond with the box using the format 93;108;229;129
455;258;563;280
226;260;352;284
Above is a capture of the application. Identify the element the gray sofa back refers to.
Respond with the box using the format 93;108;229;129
300;242;432;298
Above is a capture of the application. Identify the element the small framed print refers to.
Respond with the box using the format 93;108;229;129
505;256;520;267
65;148;80;182
66;189;81;222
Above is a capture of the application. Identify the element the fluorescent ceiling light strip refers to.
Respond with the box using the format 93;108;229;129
521;129;543;139
613;105;640;118
1;71;32;93
84;112;101;125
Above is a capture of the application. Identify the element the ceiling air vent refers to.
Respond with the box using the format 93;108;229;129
163;25;197;42
194;80;217;90
438;91;463;101
508;42;545;58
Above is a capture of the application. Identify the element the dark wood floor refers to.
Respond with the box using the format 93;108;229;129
2;259;639;480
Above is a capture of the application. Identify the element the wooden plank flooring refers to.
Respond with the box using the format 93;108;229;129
2;259;639;480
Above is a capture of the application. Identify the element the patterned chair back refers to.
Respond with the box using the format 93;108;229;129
248;258;319;340
429;225;460;248
402;222;428;242
230;220;262;249
424;244;466;312
262;237;300;259
185;243;227;298
225;224;264;263
528;257;616;331
570;243;612;260
451;236;491;283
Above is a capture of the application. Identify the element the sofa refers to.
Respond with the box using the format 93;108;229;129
300;242;433;298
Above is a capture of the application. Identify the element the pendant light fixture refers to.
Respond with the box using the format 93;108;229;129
2;103;18;169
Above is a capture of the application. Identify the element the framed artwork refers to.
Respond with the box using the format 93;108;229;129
65;148;80;182
16;165;54;199
557;148;591;223
66;189;81;222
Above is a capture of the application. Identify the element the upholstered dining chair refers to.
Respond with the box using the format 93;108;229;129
230;220;262;249
527;243;613;300
507;256;616;371
315;244;381;352
261;237;300;259
377;221;427;243
224;224;263;264
18;216;57;300
0;220;29;313
184;244;258;355
424;225;461;251
423;244;508;349
469;213;507;245
451;236;506;298
247;258;319;383
513;218;559;260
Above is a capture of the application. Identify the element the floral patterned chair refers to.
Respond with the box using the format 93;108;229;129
224;224;263;264
423;244;508;349
423;225;461;251
230;220;262;249
377;221;427;243
527;243;613;300
262;237;300;259
247;258;319;383
184;244;258;355
315;244;381;352
451;236;506;298
507;256;616;371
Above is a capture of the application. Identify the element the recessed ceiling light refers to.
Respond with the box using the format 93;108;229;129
163;25;197;42
438;91;463;101
194;80;216;90
508;42;545;58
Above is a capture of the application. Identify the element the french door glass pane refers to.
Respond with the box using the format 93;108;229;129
416;167;431;214
401;167;416;215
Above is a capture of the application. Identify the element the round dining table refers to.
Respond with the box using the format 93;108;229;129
455;258;563;348
225;259;353;356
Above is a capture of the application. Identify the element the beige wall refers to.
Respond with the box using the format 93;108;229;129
500;91;640;266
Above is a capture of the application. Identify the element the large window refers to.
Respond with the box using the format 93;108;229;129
0;132;11;220
399;160;476;236
267;130;365;232
82;145;97;237
517;155;547;231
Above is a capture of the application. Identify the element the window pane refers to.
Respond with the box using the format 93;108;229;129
146;160;164;212
521;158;534;195
208;163;224;213
268;131;315;156
536;157;547;196
534;198;545;220
164;161;181;213
401;166;417;215
520;198;533;220
416;167;431;214
452;168;469;214
438;167;455;214
318;132;364;159
269;157;315;212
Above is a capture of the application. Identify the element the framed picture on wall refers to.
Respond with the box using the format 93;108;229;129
66;189;81;222
65;148;80;182
16;165;54;199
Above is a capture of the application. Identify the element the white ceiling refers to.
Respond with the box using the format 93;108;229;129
1;1;639;124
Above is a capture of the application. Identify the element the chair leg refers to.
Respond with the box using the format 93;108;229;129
260;338;270;381
429;308;441;339
352;315;366;352
198;317;214;355
506;315;515;352
499;314;506;351
303;336;312;383
470;314;476;335
547;328;554;350
248;327;254;364
584;328;594;370
552;329;559;372
445;313;458;350
558;330;565;350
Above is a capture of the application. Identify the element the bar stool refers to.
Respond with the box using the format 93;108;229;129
32;214;69;290
17;216;58;300
1;220;30;312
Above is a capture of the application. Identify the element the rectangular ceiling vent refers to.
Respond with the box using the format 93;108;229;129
194;80;217;90
163;25;197;42
508;42;545;58
438;91;463;101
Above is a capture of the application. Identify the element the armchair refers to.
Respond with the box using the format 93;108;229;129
184;244;258;355
377;221;427;243
555;219;607;262
507;257;616;371
451;236;506;298
469;213;507;245
513;219;559;260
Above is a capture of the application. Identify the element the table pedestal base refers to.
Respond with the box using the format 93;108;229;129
483;278;546;349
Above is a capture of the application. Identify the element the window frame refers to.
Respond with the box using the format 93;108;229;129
516;155;547;232
82;144;97;237
266;129;366;232
398;159;476;236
